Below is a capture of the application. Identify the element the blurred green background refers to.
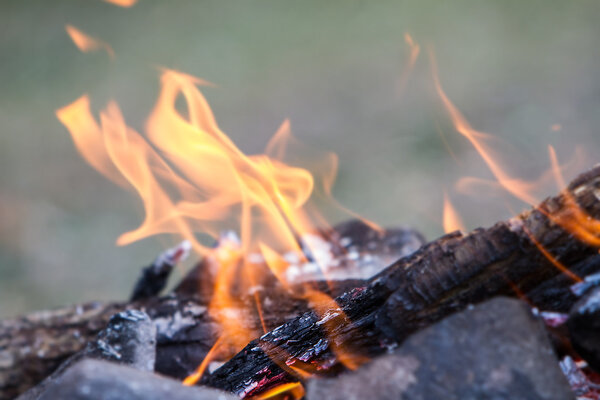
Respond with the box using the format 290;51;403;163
1;0;599;318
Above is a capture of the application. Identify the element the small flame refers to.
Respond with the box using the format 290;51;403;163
182;336;225;386
546;146;600;247
396;33;420;96
102;0;137;7
303;289;368;370
65;25;114;58
252;382;305;400
443;192;466;233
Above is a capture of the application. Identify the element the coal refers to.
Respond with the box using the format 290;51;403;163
84;309;156;370
568;286;600;372
34;359;236;400
306;297;574;400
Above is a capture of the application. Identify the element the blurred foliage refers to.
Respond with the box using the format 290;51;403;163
1;0;599;317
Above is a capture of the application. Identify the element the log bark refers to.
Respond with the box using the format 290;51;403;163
3;165;600;399
0;297;206;399
203;165;600;397
0;273;364;399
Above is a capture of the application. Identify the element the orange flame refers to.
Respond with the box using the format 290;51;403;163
103;0;137;7
57;67;375;383
431;51;539;206
443;191;466;233
183;336;225;386
546;146;600;247
396;33;420;96
301;289;369;371
65;25;114;58
251;382;305;400
432;50;599;278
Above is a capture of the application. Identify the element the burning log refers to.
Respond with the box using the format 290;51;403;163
130;241;192;302
17;310;156;400
3;165;600;399
203;165;600;397
305;297;574;400
0;223;422;399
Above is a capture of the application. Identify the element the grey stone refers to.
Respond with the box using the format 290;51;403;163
37;359;236;400
86;309;156;371
306;297;574;400
18;310;156;400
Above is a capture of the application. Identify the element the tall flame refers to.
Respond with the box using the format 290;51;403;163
57;68;373;383
431;50;596;281
431;51;539;206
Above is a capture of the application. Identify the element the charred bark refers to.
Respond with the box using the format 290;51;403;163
0;274;362;399
204;165;600;397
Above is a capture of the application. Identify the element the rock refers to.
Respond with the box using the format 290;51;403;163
36;359;236;400
568;286;600;372
85;309;156;371
18;310;156;400
306;297;574;400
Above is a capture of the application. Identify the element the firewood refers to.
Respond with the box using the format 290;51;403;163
203;165;600;397
305;298;574;400
3;165;600;399
0;273;365;399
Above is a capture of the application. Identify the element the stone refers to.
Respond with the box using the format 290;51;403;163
18;310;156;400
85;309;156;371
37;359;236;400
306;297;574;400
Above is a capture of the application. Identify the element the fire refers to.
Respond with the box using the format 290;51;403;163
251;382;305;400
65;25;114;58
396;33;420;96
443;191;466;234
103;0;138;7
431;50;597;279
431;54;540;207
57;67;374;384
58;15;599;391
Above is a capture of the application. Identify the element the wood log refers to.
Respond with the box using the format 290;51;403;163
4;165;600;399
0;271;366;399
203;165;600;397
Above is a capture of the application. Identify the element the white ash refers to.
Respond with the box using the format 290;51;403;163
284;233;408;282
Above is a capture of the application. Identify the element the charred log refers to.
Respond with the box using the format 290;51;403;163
204;165;600;397
0;275;369;399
